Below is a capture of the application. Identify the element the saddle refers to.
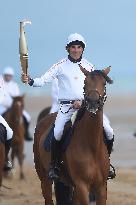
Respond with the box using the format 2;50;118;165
44;106;86;152
44;107;111;151
44;107;116;180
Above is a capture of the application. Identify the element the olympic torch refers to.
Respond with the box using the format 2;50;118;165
19;20;31;76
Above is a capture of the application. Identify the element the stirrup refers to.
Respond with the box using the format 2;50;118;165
107;164;116;180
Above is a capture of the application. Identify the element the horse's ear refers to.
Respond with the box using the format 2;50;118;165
102;66;113;84
79;64;90;76
102;66;111;75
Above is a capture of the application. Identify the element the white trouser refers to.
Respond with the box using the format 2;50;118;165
0;105;7;115
0;115;13;140
0;95;13;115
50;102;59;114
54;104;114;141
103;114;114;140
23;110;31;123
54;104;77;141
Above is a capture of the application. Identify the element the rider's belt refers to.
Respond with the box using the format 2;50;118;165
60;100;75;104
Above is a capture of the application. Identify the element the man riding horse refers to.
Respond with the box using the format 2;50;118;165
0;76;13;171
21;33;115;181
0;67;32;141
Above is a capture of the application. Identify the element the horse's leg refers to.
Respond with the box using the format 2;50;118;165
0;171;2;188
0;158;4;186
0;144;5;186
41;175;54;205
35;158;54;205
33;132;54;205
72;182;89;205
95;183;107;205
17;144;25;179
18;155;24;179
54;181;73;205
11;148;15;167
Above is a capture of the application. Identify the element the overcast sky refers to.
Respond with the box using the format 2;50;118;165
0;0;136;92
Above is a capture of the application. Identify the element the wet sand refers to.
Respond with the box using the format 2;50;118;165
0;94;136;204
1;167;136;205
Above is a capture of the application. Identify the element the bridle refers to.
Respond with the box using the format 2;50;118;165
84;87;107;114
84;71;108;114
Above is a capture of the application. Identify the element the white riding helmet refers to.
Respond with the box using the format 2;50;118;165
66;33;86;49
3;67;14;76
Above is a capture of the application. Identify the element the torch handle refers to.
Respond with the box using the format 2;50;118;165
19;20;31;75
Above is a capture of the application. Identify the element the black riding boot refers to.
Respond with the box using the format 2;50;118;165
106;137;116;179
23;117;33;141
4;139;13;171
48;137;61;182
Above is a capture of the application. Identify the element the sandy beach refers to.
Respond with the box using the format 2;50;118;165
0;93;136;204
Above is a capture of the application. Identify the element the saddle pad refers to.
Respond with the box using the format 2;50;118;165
44;107;86;152
44;125;108;153
44;123;73;153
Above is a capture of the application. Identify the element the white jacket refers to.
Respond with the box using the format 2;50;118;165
0;76;5;104
33;58;94;100
0;77;20;114
4;80;20;97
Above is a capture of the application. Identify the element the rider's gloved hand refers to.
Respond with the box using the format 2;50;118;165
21;73;30;84
73;100;82;109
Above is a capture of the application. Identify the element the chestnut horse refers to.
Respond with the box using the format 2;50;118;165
4;96;25;179
33;66;113;205
37;106;74;205
37;106;51;123
0;126;5;187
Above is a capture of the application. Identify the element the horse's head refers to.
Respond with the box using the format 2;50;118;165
79;65;113;114
12;95;24;109
12;95;25;123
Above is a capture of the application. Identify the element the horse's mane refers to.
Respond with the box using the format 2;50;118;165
89;70;113;84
